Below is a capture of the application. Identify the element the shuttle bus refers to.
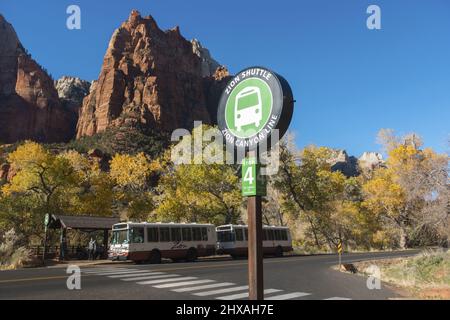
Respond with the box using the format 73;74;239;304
109;222;216;264
235;86;262;132
216;224;293;258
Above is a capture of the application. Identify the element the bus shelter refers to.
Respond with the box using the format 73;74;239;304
46;215;120;260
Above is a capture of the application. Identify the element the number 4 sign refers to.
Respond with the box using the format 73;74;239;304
242;157;267;197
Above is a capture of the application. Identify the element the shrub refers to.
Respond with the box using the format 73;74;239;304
0;228;32;269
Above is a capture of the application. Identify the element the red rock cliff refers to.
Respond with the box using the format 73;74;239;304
77;10;222;138
0;15;74;143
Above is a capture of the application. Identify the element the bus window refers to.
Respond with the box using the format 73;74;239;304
275;229;281;241
160;227;170;242
201;227;208;241
130;227;144;243
171;227;182;242
235;228;244;241
217;230;234;242
244;228;248;241
268;229;275;241
262;229;268;241
192;228;202;241
182;227;192;241
147;227;159;242
282;230;288;241
112;229;128;245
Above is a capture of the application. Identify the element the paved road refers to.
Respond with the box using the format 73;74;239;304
0;250;419;300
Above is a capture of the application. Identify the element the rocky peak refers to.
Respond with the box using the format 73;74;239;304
213;66;230;81
76;11;226;138
0;14;21;96
329;149;359;177
191;39;221;77
359;152;385;170
55;76;91;115
0;15;75;143
128;10;143;27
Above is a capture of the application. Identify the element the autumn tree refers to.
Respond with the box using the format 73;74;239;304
273;137;350;249
155;125;243;225
363;130;449;248
0;142;79;241
109;152;158;221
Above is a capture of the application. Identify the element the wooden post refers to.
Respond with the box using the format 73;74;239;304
247;149;264;300
42;227;48;266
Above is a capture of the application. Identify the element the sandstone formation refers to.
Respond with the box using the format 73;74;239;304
0;15;75;143
203;66;232;124
76;10;225;138
55;76;91;114
329;149;386;177
191;39;221;77
329;149;359;177
358;152;385;170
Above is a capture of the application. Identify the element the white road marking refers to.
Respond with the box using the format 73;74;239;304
216;289;282;300
137;277;197;285
108;272;165;278
83;268;133;273
153;279;215;289
121;274;178;281
324;297;352;300
194;285;249;297
265;292;311;300
172;282;236;293
89;270;151;276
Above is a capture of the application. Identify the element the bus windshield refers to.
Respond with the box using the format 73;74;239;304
111;229;128;245
237;90;259;110
217;230;235;242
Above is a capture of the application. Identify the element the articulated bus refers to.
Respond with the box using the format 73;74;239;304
109;222;216;264
216;224;293;258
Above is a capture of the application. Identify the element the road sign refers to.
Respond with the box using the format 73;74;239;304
217;66;294;151
217;66;294;301
337;240;343;270
242;157;266;197
337;241;343;254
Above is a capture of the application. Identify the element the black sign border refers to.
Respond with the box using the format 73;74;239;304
217;66;294;152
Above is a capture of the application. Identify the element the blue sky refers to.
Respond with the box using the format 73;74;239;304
1;0;449;156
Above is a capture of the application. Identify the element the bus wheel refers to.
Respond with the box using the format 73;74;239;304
149;250;161;264
275;246;283;257
186;248;198;262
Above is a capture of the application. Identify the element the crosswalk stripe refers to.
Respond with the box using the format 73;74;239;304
121;274;177;281
108;272;165;278
172;282;236;293
324;297;352;300
216;289;282;300
153;279;215;289
265;292;311;300
83;268;133;273
90;270;150;276
137;277;197;285
194;286;249;297
83;268;136;272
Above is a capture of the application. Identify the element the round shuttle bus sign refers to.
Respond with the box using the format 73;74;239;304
217;66;294;151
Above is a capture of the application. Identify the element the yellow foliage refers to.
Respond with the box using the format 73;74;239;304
110;153;155;189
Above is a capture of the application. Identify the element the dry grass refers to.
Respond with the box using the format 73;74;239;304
353;249;450;300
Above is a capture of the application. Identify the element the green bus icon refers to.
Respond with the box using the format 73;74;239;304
235;86;262;132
